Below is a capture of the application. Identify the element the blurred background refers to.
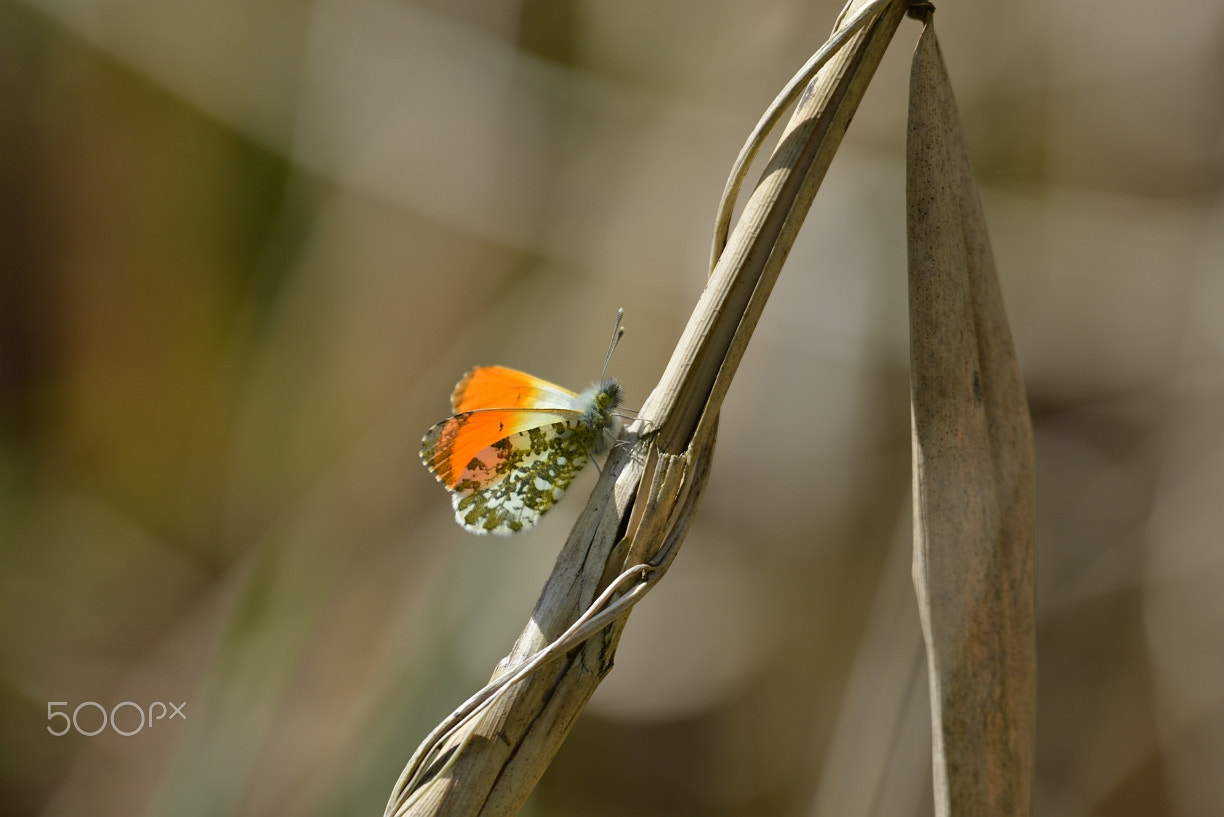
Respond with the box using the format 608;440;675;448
1;0;1222;815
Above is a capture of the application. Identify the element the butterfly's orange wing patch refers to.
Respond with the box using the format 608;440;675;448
451;366;578;413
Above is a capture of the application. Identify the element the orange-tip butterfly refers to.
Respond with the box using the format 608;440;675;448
420;314;626;535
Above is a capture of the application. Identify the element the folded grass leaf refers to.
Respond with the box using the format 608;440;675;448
906;18;1037;817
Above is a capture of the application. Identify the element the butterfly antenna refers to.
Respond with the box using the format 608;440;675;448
601;308;625;379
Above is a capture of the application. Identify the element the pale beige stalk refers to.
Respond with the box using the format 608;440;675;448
385;2;911;815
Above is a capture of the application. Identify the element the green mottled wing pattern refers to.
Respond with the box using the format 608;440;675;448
451;418;602;535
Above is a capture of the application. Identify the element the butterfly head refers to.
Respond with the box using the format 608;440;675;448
577;377;625;452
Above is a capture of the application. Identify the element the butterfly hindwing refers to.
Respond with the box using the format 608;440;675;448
448;416;603;534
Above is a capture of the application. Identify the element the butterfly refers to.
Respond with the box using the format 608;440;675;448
420;365;625;535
